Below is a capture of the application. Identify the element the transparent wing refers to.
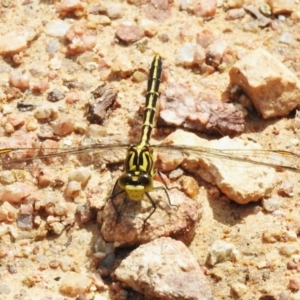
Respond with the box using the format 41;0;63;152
0;144;130;170
1;142;299;172
153;144;300;173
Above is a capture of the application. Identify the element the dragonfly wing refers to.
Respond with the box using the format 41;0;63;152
154;130;298;204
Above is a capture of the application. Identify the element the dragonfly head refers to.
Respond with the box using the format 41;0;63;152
118;172;153;201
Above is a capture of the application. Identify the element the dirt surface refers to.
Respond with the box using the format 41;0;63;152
1;0;300;299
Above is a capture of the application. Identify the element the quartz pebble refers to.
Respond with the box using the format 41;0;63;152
69;167;92;186
0;201;18;222
65;181;81;198
231;282;248;297
115;25;145;44
207;240;239;265
9;71;30;91
51;116;74;136
176;42;206;67
0;182;33;204
44;20;71;37
56;0;87;17
115;237;213;299
59;271;92;297
262;197;281;212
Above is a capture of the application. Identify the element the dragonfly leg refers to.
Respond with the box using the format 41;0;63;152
144;191;157;224
107;180;125;223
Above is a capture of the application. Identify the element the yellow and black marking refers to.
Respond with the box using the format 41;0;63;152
108;55;172;223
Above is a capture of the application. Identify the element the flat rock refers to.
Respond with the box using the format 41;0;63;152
100;188;201;247
157;129;285;204
114;237;213;300
229;48;300;119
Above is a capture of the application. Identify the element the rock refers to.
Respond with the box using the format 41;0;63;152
59;271;92;297
0;182;34;204
207;240;239;265
267;0;296;15
289;278;300;291
159;82;244;137
115;25;145;44
231;282;248;297
262;197;281;212
229;48;300;119
205;39;227;68
100;189;201;247
0;27;37;54
225;8;246;20
176;42;206;67
158;129;282;204
44;20;71;37
115;237;213;300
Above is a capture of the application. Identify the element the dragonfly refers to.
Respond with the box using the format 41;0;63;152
0;56;299;222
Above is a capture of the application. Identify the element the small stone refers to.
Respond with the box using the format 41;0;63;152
176;42;206;67
69;167;92;186
48;222;65;235
207;240;239;265
262;228;283;243
115;237;213;299
289;278;300;291
115;25;145;44
59;272;92;297
231;282;248;297
267;0;295;15
0;182;33;204
279;244;299;256
262;197;281;212
44;20;71;37
51;116;74;136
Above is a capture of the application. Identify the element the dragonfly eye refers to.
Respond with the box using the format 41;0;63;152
138;173;153;191
118;173;132;190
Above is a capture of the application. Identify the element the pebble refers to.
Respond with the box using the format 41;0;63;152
51;116;74;136
0;201;18;222
267;0;295;15
207;240;239;265
6;113;25;127
231;282;248;297
48;222;65;235
31;80;50;94
59;271;92;297
225;8;246;20
115;25;145;44
65;181;81;198
46;39;60;53
279;244;299;256
193;0;217;18
262;197;281;212
17;214;33;230
176;42;206;67
205;39;227;68
44;20;71;37
289;278;300;291
65;24;96;55
69;167;92;186
105;2;122;19
56;0;87;17
0;182;33;204
9;71;30;91
279;31;294;44
34;105;57;120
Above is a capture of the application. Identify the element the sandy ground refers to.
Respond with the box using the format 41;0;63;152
1;0;300;299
